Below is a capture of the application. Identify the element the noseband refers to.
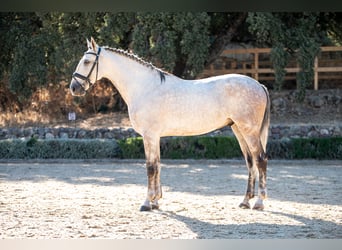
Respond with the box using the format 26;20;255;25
72;47;101;89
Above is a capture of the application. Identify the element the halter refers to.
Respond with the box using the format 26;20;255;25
72;47;101;89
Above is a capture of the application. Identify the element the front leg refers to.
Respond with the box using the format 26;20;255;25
140;162;162;211
140;136;162;211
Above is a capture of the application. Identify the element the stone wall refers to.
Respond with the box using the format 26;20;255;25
211;124;341;139
0;124;340;141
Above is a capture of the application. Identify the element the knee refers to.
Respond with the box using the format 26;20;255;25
259;151;268;161
147;164;159;177
257;152;268;171
147;165;155;177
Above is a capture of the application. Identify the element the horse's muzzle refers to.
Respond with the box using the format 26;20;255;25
70;79;86;96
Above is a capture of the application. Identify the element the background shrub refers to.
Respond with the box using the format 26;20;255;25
0;137;340;160
0;139;120;159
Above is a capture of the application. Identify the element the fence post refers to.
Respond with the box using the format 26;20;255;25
314;56;318;90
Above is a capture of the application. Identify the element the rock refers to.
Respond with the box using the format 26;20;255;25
309;96;325;108
0;129;8;139
272;98;286;111
86;131;95;139
59;132;69;139
333;95;341;105
97;131;104;139
333;126;341;136
45;133;55;139
38;128;45;137
308;130;319;138
319;129;329;137
77;130;87;139
23;128;34;138
104;132;114;139
32;134;39;140
127;128;135;133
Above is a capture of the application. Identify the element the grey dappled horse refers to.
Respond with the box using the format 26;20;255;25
70;38;270;211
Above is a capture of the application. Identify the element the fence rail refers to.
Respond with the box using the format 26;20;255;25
199;46;342;90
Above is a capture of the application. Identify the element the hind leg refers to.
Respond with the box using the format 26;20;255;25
243;134;268;210
232;125;256;209
253;152;268;210
232;125;268;210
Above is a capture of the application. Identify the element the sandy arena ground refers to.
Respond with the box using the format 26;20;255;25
0;159;341;239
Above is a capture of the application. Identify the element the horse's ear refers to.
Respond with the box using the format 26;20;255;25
86;38;92;49
90;37;98;52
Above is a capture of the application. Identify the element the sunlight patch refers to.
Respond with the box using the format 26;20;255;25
231;174;248;180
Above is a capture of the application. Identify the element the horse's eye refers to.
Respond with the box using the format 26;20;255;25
84;59;90;65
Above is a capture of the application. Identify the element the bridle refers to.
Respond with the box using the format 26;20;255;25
72;47;101;90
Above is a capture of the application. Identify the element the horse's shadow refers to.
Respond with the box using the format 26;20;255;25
160;209;341;239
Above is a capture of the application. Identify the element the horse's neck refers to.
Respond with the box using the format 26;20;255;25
101;51;160;105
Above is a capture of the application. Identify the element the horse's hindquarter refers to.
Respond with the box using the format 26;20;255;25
129;74;267;137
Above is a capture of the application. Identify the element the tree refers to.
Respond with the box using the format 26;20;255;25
205;12;248;66
131;12;248;78
39;12;107;81
132;12;211;78
0;12;250;104
97;12;136;49
2;12;342;108
0;13;48;101
247;13;327;100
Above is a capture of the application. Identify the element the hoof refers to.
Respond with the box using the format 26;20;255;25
239;202;251;209
252;204;264;211
140;205;152;212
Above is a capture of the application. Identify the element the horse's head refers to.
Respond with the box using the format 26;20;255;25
70;37;101;96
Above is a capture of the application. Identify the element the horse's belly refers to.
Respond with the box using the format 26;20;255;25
160;111;229;137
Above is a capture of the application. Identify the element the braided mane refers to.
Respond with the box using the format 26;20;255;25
103;47;167;82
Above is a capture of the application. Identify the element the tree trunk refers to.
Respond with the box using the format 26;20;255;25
205;12;248;67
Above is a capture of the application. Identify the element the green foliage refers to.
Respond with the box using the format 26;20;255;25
1;12;342;106
38;12;107;82
132;12;210;78
98;13;135;48
267;137;342;160
270;44;289;90
0;139;120;159
117;136;241;159
1;13;48;101
117;137;145;159
0;137;340;160
132;13;178;72
291;137;342;160
0;12;211;105
26;136;38;147
247;13;323;101
117;136;342;160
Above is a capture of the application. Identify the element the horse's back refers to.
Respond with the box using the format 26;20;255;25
196;73;261;88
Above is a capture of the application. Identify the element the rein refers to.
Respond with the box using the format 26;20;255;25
72;47;101;89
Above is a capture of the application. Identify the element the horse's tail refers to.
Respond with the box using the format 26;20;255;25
260;84;270;153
